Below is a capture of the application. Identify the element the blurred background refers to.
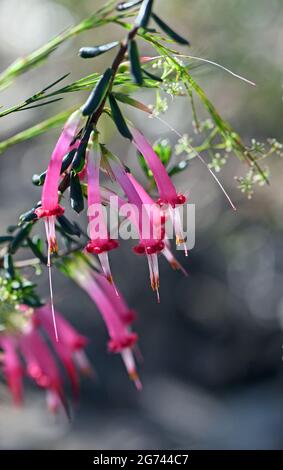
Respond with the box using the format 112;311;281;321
0;0;283;450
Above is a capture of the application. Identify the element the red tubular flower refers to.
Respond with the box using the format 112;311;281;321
34;306;90;399
101;185;187;277
86;145;118;285
72;262;141;390
128;175;188;274
20;326;65;406
35;110;83;262
34;110;83;341
108;157;164;301
95;272;137;326
0;336;23;405
132;128;186;208
0;306;88;413
132;128;188;255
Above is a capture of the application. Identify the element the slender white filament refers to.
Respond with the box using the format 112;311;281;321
154;115;237;212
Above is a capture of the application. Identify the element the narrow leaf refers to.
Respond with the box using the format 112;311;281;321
128;40;143;85
57;215;81;237
70;173;84;213
72;142;88;174
82;68;113;116
79;41;119;59
61;148;77;173
109;94;132;140
27;237;48;264
32;148;77;186
40;73;70;93
135;0;154;29
143;68;163;82
9;223;33;254
113;92;152;113
4;254;15;279
19;209;37;225
152;13;190;45
18;98;63;111
116;1;142;11
0;235;13;244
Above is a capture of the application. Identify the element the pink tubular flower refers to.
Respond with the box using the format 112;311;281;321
72;261;141;390
127;175;188;274
0;305;88;412
20;327;66;407
132;128;186;208
101;185;187;277
108;157;164;300
132;128;188;254
35;110;83;261
86;145;118;284
0;336;23;405
34;306;90;399
95;272;136;326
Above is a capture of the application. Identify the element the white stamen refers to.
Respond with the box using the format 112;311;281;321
146;54;256;87
169;206;188;257
45;218;59;342
98;251;119;296
146;253;160;302
162;245;188;276
121;348;142;391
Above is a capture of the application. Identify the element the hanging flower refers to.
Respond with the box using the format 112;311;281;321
127;174;188;274
108;155;164;300
86;139;118;284
0;304;88;413
64;255;142;390
95;272;137;326
35;110;83;264
132;128;188;254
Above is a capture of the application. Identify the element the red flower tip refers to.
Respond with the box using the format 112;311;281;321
123;309;137;325
35;205;65;219
86;239;119;255
108;333;138;353
175;193;187;205
157;193;186;208
73;336;88;350
133;240;165;256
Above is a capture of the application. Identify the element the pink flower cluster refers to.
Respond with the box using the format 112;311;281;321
0;306;88;413
11;107;189;406
35;110;188;299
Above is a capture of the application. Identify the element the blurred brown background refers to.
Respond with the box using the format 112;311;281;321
0;0;283;450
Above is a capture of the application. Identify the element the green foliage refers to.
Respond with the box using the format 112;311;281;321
0;0;281;335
